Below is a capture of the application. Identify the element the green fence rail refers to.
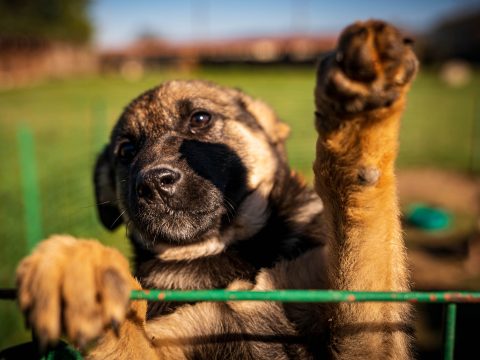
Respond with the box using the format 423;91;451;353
130;289;480;303
1;289;478;360
130;289;472;360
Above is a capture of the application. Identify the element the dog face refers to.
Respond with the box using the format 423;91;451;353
95;80;290;247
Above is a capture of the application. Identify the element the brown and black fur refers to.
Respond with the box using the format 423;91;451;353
16;20;418;359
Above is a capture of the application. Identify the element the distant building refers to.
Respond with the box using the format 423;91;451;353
100;34;337;73
0;38;97;88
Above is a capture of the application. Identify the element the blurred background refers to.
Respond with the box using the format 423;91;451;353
1;0;480;357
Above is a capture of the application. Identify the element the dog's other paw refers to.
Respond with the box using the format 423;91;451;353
16;235;134;350
315;20;418;131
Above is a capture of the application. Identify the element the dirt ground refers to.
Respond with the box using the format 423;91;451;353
399;168;480;217
398;168;480;290
398;168;480;358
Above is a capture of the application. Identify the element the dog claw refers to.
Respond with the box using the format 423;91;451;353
23;312;31;330
111;318;120;337
336;51;344;63
75;333;88;352
34;329;52;355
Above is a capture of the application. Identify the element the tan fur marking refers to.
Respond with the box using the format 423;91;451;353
154;236;227;261
292;195;324;225
239;94;291;144
225;120;277;194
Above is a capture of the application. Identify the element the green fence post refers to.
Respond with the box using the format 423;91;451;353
90;100;108;228
17;125;43;251
444;303;457;360
470;96;480;174
92;100;108;153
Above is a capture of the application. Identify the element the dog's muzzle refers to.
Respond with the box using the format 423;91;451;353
136;166;182;201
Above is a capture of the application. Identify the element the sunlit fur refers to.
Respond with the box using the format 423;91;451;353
16;20;417;359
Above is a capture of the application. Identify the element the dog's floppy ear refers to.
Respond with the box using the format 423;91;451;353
237;92;290;145
94;146;123;230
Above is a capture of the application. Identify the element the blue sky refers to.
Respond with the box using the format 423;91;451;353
90;0;480;48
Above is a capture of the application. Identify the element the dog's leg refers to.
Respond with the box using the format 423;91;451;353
16;235;158;360
313;20;417;359
145;275;313;360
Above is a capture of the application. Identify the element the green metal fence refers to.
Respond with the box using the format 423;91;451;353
130;289;477;360
0;288;477;360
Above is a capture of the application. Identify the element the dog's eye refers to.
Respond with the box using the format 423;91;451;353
118;141;137;164
189;111;212;132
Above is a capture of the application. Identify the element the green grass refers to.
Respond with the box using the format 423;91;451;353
0;66;479;350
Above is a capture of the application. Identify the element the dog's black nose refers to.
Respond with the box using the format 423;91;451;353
136;167;182;200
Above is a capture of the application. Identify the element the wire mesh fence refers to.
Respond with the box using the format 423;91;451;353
0;100;122;351
1;72;479;357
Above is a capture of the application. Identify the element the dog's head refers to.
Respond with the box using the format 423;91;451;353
94;80;290;248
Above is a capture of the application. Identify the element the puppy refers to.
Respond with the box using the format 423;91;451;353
16;20;417;359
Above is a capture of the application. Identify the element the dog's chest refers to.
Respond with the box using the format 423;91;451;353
135;252;257;319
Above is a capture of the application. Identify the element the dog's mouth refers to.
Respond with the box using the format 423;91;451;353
126;188;230;246
128;185;264;249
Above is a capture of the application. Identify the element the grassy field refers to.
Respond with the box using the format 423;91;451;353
0;66;479;349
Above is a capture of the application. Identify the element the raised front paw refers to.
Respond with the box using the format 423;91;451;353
315;20;418;128
16;235;134;350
